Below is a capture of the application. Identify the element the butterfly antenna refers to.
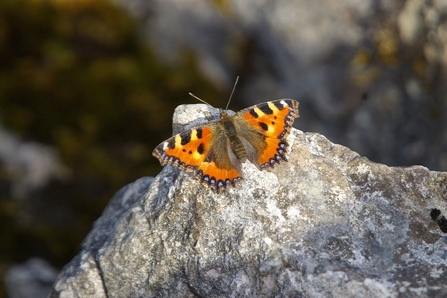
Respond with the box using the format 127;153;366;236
188;92;213;107
225;76;239;110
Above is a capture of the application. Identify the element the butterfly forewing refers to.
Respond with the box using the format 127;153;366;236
235;99;299;169
153;123;244;192
153;126;212;170
237;99;299;139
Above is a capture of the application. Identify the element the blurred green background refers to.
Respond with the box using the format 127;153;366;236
0;0;222;295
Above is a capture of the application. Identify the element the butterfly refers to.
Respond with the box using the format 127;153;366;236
153;99;299;192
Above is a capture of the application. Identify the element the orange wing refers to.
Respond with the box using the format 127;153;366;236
235;99;299;169
152;124;242;192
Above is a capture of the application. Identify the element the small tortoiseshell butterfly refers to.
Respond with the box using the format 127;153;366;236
153;96;299;192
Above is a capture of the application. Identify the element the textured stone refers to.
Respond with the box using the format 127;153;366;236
5;258;58;298
51;104;447;297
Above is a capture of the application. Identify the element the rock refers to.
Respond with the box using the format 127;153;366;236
51;104;447;297
5;258;58;298
0;127;69;200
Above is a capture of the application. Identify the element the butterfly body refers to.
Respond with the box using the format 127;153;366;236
153;99;299;192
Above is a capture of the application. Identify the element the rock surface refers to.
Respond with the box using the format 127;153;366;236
51;105;447;297
5;258;58;298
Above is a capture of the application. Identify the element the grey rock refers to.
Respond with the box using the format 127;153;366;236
51;104;447;297
0;126;69;200
171;103;222;135
5;257;58;298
